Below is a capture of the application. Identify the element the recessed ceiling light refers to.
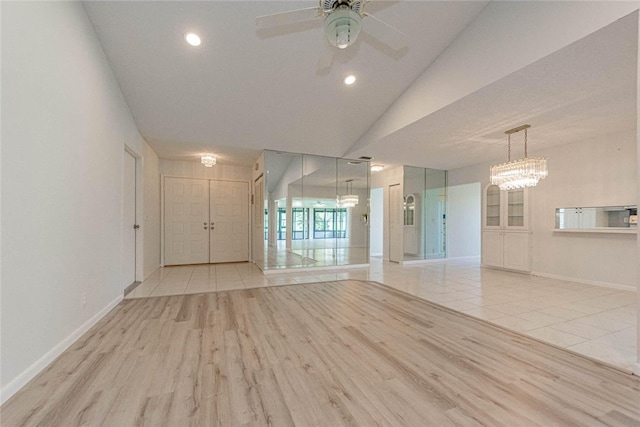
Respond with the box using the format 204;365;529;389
344;75;356;85
371;164;385;172
185;32;201;47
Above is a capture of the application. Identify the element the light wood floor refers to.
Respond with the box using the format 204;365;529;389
3;280;640;426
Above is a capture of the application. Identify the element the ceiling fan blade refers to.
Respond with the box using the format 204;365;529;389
362;13;408;51
256;6;321;29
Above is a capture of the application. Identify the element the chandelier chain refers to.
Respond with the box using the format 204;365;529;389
524;128;528;158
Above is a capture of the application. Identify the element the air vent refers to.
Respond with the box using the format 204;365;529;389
358;156;372;160
347;161;362;165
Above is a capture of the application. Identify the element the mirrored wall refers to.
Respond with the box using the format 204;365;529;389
403;166;447;261
260;150;370;271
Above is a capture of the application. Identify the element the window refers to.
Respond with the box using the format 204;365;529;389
313;208;347;239
292;208;309;240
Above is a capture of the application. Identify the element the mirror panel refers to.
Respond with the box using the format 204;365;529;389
555;206;637;229
402;166;447;261
262;150;370;270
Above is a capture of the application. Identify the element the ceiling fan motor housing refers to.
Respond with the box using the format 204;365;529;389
324;7;362;49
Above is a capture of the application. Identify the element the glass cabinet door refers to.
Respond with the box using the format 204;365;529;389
507;189;525;227
485;185;501;227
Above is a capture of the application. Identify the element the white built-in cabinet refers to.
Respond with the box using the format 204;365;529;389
482;185;531;272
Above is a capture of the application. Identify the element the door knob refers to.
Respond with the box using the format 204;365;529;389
133;224;140;229
204;226;208;230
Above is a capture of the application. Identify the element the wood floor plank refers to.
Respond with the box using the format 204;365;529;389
2;280;640;426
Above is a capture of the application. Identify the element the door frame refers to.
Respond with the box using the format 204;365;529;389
124;145;143;284
388;183;403;263
160;174;252;266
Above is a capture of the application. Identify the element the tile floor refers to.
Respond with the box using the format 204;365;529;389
126;257;638;373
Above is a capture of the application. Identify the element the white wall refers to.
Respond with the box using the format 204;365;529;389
371;166;403;260
635;9;640;373
449;130;638;288
1;1;156;402
142;143;161;279
531;131;637;288
370;187;384;256
447;182;481;258
159;159;252;182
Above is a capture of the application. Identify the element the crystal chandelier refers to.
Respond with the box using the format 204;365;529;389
490;124;548;190
338;179;358;208
201;154;216;167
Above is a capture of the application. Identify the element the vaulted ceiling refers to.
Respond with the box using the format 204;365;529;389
83;1;637;170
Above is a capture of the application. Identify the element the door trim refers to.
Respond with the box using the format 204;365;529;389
124;145;142;283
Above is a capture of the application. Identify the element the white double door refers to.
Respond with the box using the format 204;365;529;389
164;178;249;265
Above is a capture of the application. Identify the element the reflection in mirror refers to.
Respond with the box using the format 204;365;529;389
555;206;637;229
262;150;370;270
403;166;447;261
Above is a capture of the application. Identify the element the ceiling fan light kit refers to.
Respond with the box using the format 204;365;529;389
324;7;362;49
255;0;406;54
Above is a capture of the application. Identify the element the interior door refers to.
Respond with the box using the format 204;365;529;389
122;150;137;289
164;177;210;265
253;176;265;267
389;184;403;262
210;180;249;263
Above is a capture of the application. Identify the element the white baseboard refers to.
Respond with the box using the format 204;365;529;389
445;255;481;261
0;294;123;405
530;271;636;292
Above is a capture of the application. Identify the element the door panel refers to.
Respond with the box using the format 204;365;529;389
164;177;210;265
253;177;265;267
482;231;503;268
210;180;249;263
122;151;136;289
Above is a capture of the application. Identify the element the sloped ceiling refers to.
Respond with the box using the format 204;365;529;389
83;1;489;165
83;1;637;170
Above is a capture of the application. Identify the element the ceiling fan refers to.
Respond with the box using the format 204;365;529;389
256;0;407;52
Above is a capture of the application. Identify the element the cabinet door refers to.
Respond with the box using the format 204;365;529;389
482;231;503;268
484;185;502;228
503;232;530;271
506;189;528;229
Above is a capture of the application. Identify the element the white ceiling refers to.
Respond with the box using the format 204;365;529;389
83;0;488;166
83;1;637;170
348;11;638;170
